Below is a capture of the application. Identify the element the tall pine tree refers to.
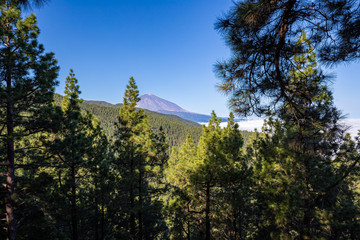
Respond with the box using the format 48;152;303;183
215;0;360;116
46;69;101;240
166;112;252;239
112;77;166;239
165;135;199;239
0;1;58;239
249;32;360;239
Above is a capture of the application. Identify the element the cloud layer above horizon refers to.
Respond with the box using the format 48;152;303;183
201;119;360;138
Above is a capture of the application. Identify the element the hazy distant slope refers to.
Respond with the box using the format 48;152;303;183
83;98;200;127
137;93;188;112
136;93;242;123
158;110;217;123
54;94;203;147
83;100;116;108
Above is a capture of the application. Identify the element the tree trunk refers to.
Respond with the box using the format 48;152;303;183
205;182;211;240
186;203;191;240
301;154;312;240
71;165;78;240
5;35;16;240
233;215;237;240
232;194;238;240
274;0;299;113
6;91;16;240
138;169;143;240
101;195;105;240
187;219;191;240
95;195;99;240
130;157;136;240
199;218;204;239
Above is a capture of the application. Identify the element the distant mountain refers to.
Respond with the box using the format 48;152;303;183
83;100;121;108
137;93;241;123
54;94;203;147
137;93;188;112
55;94;253;147
157;110;223;123
83;98;201;127
84;100;116;108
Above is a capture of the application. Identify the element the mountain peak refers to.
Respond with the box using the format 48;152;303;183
136;93;242;123
137;94;188;113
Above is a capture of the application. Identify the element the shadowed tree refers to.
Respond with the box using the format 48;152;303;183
0;1;58;239
248;32;360;239
165;135;200;239
46;70;103;240
215;0;360;116
166;112;253;240
1;0;49;9
112;77;166;239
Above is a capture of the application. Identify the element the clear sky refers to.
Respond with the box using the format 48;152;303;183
31;0;360;118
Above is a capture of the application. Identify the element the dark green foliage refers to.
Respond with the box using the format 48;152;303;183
54;93;203;147
165;112;254;239
28;69;114;240
147;112;202;147
0;2;59;239
215;0;360;116
0;1;358;239
45;70;97;239
112;77;167;239
16;0;50;10
164;135;199;239
76;116;113;240
215;1;360;233
247;33;360;239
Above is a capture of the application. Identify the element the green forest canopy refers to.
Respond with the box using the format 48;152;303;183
0;1;359;239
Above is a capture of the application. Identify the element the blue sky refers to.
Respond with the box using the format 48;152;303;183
31;0;360;118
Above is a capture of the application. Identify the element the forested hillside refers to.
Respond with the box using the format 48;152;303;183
1;1;359;240
54;94;204;147
54;94;252;148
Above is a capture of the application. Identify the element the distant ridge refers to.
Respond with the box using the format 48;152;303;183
136;93;242;123
158;110;223;123
85;93;243;123
84;100;116;108
54;93;203;147
137;93;188;113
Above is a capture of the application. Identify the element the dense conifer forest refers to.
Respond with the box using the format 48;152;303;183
0;0;359;240
53;94;205;147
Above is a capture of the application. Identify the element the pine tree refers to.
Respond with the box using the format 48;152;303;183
165;135;200;239
112;77;166;239
193;111;223;240
62;69;83;240
249;32;360;239
78;115;112;240
0;1;58;238
166;112;252;240
194;112;252;239
46;69;99;240
215;0;360;116
213;113;254;240
14;0;50;9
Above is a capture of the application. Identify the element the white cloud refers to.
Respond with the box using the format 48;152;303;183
199;120;264;132
340;119;360;138
199;119;360;138
233;120;265;132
